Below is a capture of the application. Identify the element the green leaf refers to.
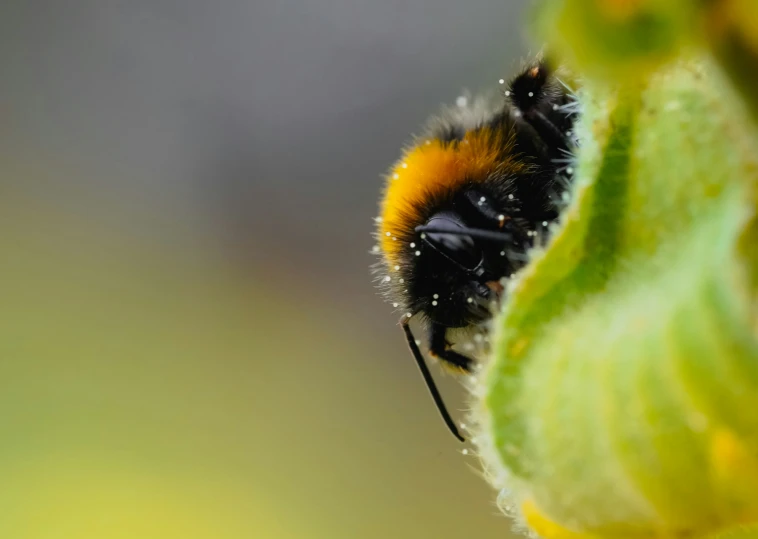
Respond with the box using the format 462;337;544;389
474;59;758;538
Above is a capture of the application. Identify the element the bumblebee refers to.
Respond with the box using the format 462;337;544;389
373;60;578;442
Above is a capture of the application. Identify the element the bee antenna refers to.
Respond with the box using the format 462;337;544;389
414;225;513;243
401;316;465;442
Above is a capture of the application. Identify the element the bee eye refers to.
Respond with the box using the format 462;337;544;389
423;212;482;270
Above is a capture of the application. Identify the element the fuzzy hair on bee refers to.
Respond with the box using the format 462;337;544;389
371;59;579;442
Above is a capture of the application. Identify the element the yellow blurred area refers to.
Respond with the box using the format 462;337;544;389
0;154;513;538
2;456;288;538
0;175;306;537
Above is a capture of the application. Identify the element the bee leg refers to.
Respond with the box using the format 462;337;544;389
401;317;465;442
429;324;475;373
508;60;551;112
508;60;576;157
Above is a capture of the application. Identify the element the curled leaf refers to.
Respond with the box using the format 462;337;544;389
473;59;758;538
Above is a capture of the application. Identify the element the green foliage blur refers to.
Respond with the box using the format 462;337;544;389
477;1;758;538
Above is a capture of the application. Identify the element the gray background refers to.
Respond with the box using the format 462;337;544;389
1;0;531;284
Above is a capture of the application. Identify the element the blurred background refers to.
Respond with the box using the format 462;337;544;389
0;1;533;537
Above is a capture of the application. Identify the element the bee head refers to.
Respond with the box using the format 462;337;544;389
407;211;512;328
